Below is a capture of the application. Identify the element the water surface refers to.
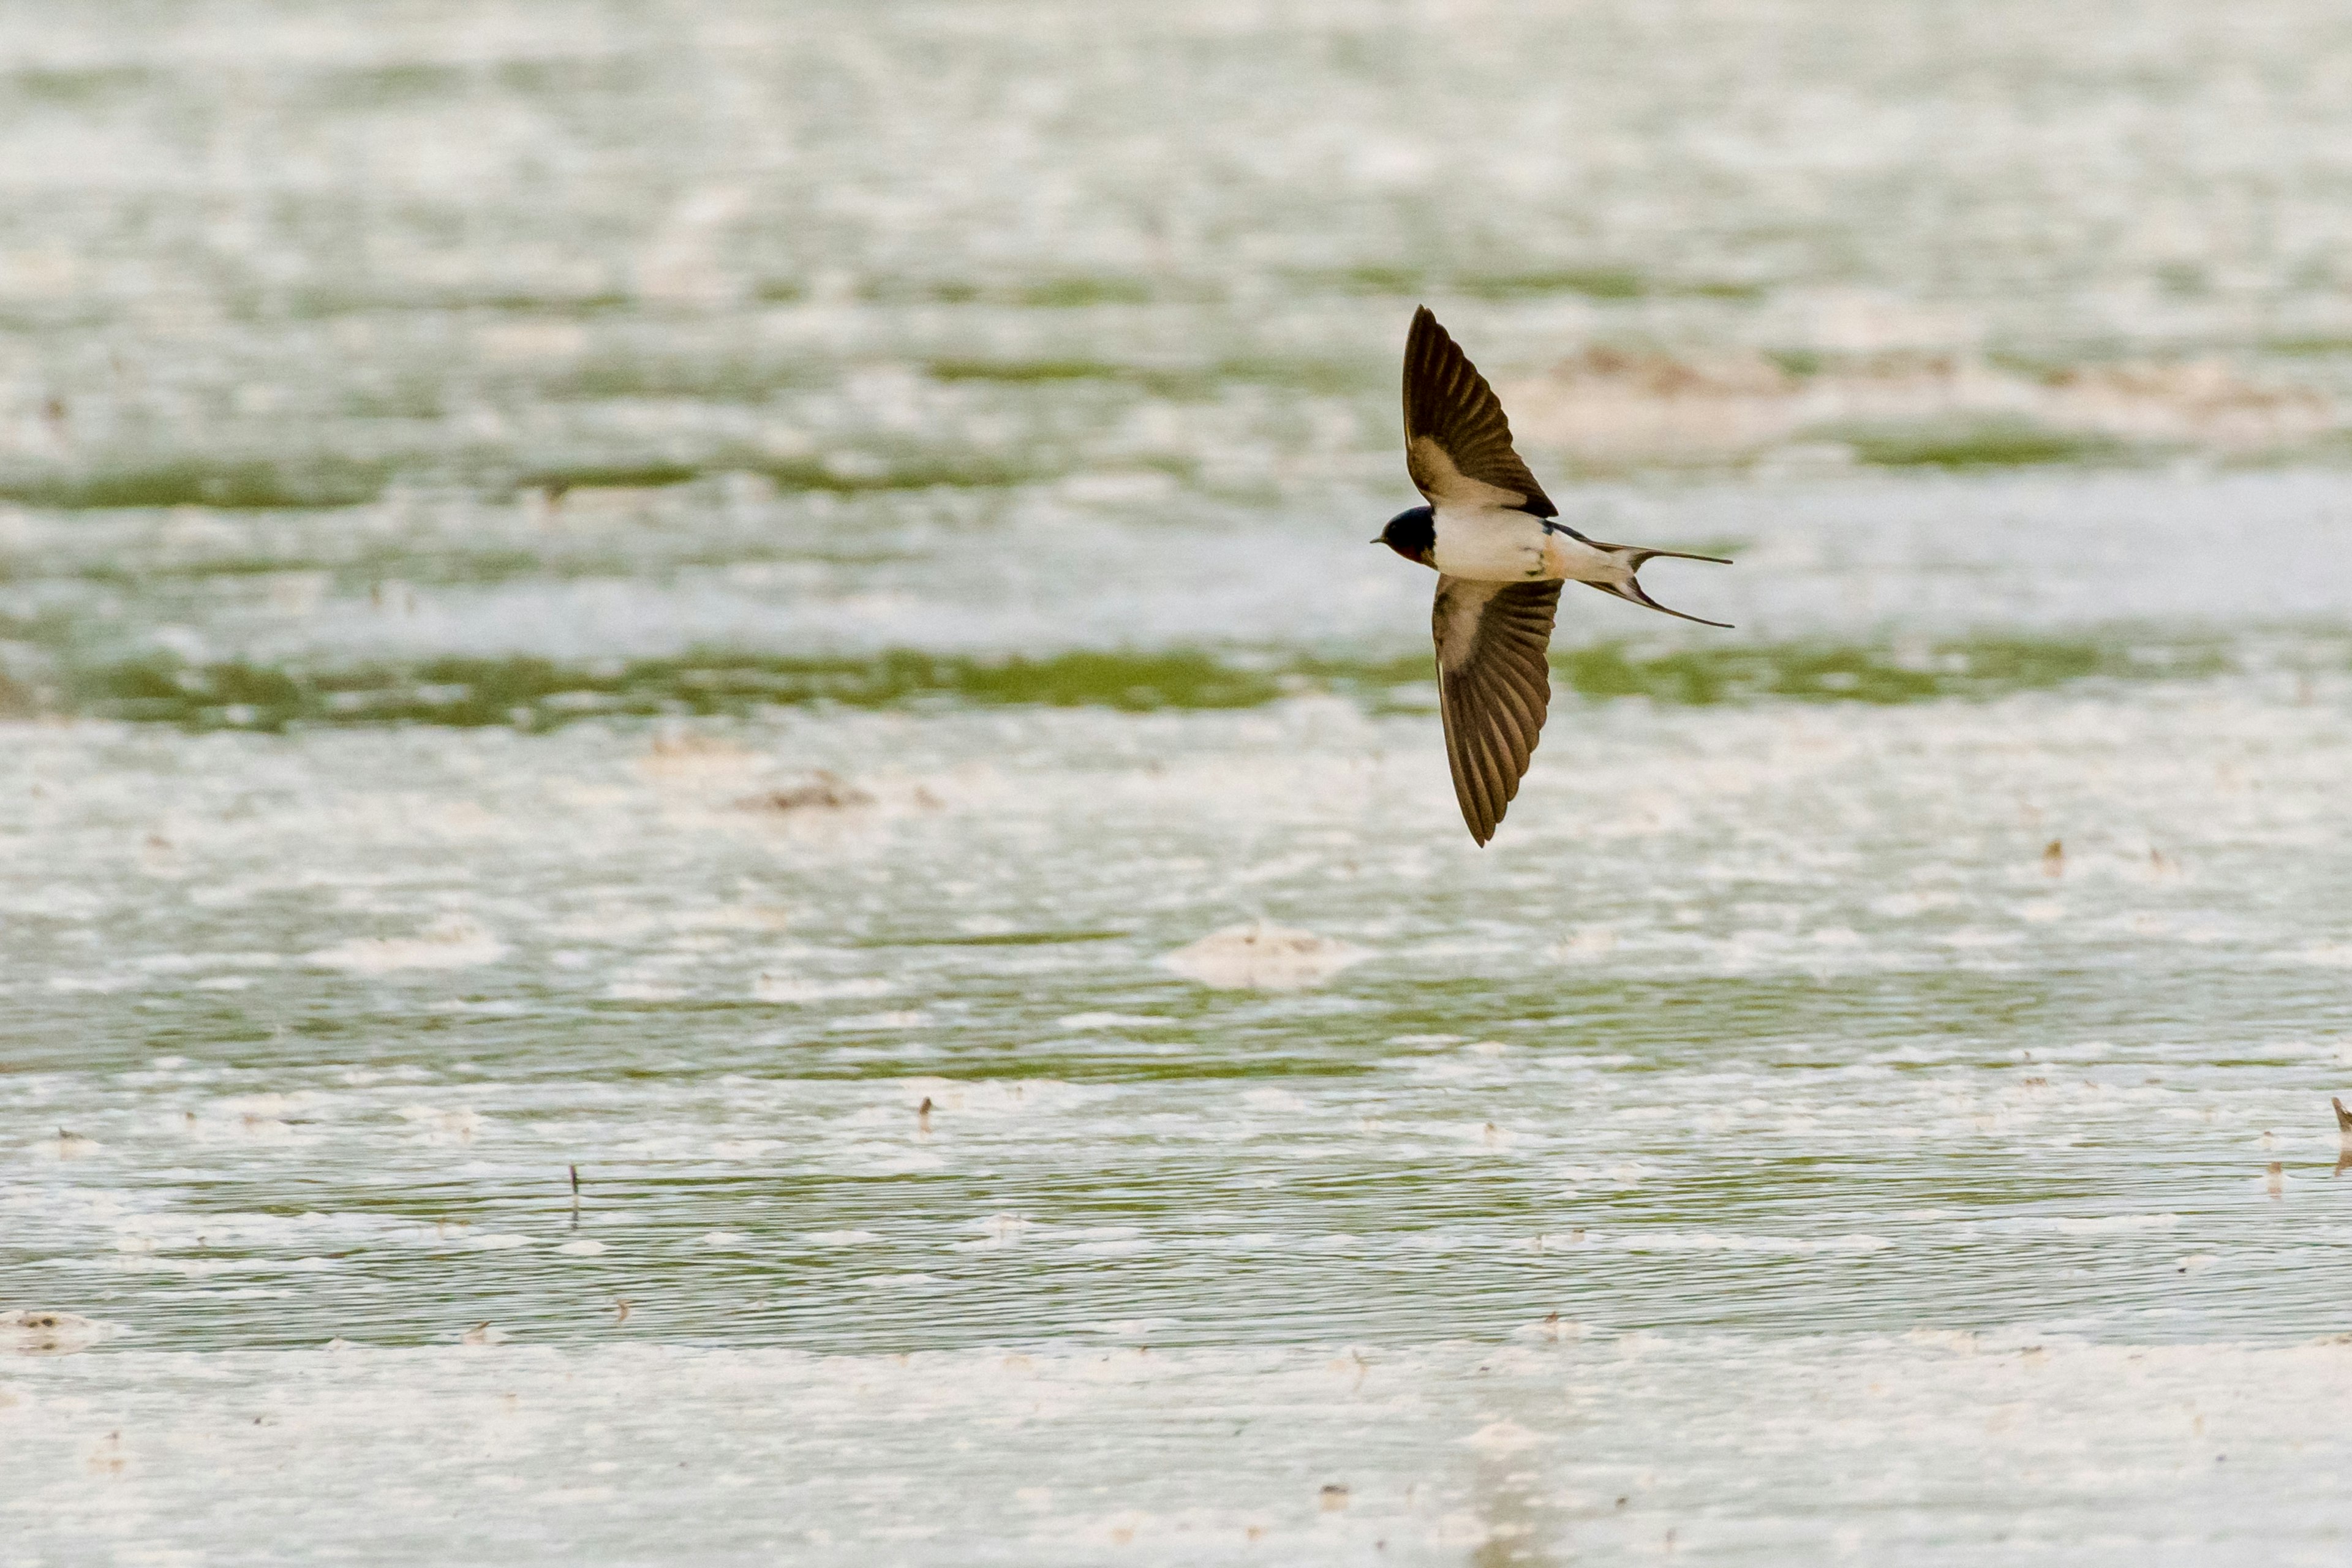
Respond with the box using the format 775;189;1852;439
6;2;2352;1562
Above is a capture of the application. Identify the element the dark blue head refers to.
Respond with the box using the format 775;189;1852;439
1375;505;1434;565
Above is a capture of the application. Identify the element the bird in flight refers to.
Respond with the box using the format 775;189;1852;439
1377;306;1731;845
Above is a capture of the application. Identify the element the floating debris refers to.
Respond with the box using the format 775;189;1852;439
1319;1485;1350;1512
734;771;875;812
1163;922;1367;991
36;1128;101;1160
1525;1312;1590;1343
460;1321;505;1346
1;1310;110;1355
2041;839;2065;878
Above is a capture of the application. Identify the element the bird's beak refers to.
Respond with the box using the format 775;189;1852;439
1368;537;1384;545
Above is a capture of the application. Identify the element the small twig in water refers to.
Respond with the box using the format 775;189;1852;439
918;1097;933;1134
569;1164;582;1229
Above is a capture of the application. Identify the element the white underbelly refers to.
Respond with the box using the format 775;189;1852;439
1428;507;1623;584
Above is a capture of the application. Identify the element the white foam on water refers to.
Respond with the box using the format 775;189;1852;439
1163;922;1370;991
6;1337;2351;1561
307;918;508;974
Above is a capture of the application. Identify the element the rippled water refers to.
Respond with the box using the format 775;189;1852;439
8;2;2352;1562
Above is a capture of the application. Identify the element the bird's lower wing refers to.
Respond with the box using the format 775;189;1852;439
1432;576;1561;845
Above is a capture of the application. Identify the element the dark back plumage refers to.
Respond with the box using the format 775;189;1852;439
1402;306;1555;518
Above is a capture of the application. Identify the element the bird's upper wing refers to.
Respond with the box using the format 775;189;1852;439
1431;575;1561;845
1403;305;1555;518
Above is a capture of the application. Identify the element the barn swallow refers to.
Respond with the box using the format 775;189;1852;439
1377;306;1731;845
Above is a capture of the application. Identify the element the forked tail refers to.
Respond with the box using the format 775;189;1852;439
1585;543;1734;628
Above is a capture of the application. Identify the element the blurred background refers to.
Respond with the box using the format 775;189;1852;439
8;2;2352;1563
7;0;2352;715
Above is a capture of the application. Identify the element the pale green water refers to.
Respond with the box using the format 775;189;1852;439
7;2;2352;1563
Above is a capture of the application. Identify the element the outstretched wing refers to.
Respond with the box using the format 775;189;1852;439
1432;575;1561;845
1403;306;1555;518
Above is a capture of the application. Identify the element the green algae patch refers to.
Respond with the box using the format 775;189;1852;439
43;634;2231;733
925;356;1373;398
1544;638;2169;705
926;358;1128;384
538;351;824;403
1819;417;2130;469
1322;264;1758;302
58;649;1287;730
504;454;1041;496
514;462;705;492
1457;266;1649;300
0;458;392;510
862;274;1164;308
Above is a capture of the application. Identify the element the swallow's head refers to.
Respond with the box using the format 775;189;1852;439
1374;505;1436;566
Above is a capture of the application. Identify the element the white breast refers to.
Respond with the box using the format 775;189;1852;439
1429;507;1626;585
1428;505;1552;582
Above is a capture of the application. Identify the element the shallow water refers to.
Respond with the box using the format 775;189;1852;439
7;2;2352;1562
